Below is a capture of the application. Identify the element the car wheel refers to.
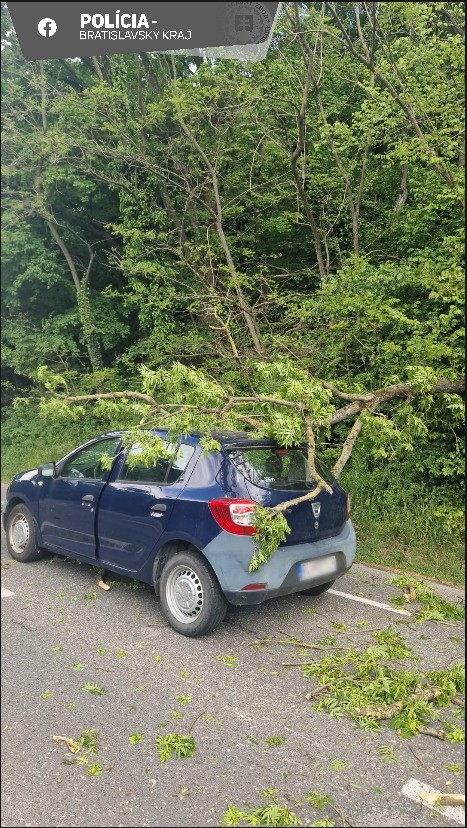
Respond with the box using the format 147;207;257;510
6;504;45;563
300;579;336;596
160;551;227;637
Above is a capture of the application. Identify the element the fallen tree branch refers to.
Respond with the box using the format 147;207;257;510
278;632;344;651
330;377;465;425
320;381;373;402
53;376;465;429
269;482;326;513
332;416;364;477
40;368;464;572
416;726;449;741
62;389;159;407
354;686;443;719
305;676;358;700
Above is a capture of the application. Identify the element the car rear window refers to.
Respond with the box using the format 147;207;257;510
226;447;334;491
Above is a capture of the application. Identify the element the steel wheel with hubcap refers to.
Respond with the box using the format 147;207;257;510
160;551;227;637
9;512;30;556
165;565;204;624
6;504;44;562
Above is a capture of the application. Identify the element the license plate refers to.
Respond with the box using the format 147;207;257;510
297;556;336;582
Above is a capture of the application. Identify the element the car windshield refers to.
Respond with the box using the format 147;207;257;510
226;446;334;491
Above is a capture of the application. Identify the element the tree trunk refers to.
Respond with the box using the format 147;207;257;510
171;57;265;356
46;221;103;371
290;51;327;282
38;65;103;373
394;163;409;215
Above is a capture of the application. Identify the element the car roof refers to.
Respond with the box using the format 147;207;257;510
96;429;290;449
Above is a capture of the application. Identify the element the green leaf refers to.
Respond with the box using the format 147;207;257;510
80;683;107;696
329;759;346;771
155;733;196;763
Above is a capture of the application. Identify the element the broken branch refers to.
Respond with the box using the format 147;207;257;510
355;686;443;719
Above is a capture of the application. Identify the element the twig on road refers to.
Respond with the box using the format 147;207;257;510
406;741;426;768
12;620;36;632
188;711;207;734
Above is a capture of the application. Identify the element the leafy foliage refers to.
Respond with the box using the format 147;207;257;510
78;729;99;755
217;655;238;668
264;736;284;748
155;733;196;763
59;729;102;774
302;630;465;739
387;576;465;621
250;509;291;573
221;792;301;827
306;792;330;811
377;745;397;763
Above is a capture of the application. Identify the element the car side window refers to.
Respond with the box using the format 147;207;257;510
60;438;121;480
166;443;195;483
119;442;194;485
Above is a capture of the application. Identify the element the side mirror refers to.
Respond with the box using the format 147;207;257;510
38;462;56;478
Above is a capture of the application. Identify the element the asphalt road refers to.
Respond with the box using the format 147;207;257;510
1;488;465;828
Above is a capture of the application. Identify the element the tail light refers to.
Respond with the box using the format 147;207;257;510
208;498;257;536
345;493;351;521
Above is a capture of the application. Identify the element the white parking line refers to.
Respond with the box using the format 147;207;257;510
401;778;465;825
327;588;411;616
1;586;15;598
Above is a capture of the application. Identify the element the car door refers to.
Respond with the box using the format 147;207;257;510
96;441;196;573
39;437;122;558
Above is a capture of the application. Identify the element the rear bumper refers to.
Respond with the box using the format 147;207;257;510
225;551;350;605
202;519;356;606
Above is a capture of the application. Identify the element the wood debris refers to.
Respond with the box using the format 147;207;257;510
354;686;442;720
52;735;80;754
95;568;110;590
420;792;465;807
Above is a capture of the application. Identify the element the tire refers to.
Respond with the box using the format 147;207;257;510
300;579;336;596
6;504;45;563
160;551;227;637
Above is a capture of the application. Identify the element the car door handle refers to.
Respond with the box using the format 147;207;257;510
82;494;94;503
151;503;167;516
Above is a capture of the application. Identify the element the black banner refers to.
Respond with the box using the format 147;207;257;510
7;2;280;61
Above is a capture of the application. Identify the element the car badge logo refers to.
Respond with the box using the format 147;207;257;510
312;501;321;528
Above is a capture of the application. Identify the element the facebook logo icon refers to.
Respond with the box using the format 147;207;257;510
38;18;57;38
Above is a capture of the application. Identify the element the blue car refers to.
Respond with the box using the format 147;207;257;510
3;430;356;636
